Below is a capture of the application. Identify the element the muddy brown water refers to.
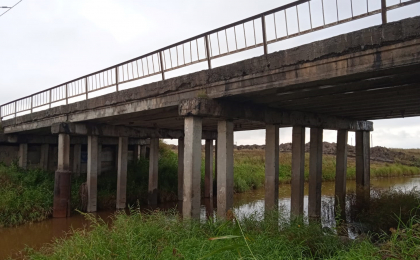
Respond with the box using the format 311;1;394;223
1;176;419;259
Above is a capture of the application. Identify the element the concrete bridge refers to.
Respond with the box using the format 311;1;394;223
1;1;420;219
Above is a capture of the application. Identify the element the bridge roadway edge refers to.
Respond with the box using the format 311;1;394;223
1;16;419;134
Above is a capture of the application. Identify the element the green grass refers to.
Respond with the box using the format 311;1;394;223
22;202;420;260
231;150;420;191
21;209;369;260
0;162;54;227
2;145;420;227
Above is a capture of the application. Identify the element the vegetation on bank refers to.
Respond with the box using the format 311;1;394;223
22;189;420;259
1;143;420;227
232;150;420;192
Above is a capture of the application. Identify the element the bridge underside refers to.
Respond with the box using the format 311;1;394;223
1;16;419;219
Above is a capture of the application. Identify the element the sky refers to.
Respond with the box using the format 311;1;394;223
0;0;419;148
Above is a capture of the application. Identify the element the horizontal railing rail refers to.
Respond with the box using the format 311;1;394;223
1;0;419;120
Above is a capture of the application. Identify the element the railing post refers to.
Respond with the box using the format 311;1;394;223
159;51;165;80
262;15;268;56
204;35;212;70
85;77;88;100
381;0;387;24
30;96;33;113
49;89;52;108
65;84;68;105
115;67;119;92
14;101;17;118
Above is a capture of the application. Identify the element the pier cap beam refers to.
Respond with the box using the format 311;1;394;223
51;122;217;140
179;98;373;131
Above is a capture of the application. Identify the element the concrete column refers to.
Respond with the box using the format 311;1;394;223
73;144;81;177
116;137;128;209
140;145;147;159
97;144;102;176
19;143;28;169
217;120;234;218
265;124;279;211
53;133;71;218
133;145;140;161
182;116;202;219
291;126;305;217
214;139;218;195
148;138;159;205
308;128;323;219
40;144;49;170
177;138;184;201
87;136;98;212
335;130;348;218
205;139;214;198
356;131;370;204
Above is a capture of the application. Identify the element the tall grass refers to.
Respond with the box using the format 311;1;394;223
23;209;373;260
22;189;420;259
231;150;420;190
0;162;53;227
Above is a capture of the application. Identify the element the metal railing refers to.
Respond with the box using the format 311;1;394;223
1;0;419;120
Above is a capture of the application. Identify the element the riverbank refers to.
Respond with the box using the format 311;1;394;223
21;189;420;259
1;142;420;227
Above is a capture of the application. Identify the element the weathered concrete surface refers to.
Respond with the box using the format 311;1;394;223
53;133;71;218
308;128;323;219
18;143;28;169
177;138;184;201
265;124;279;211
335;130;348;218
204;139;213;198
291;126;305;217
40;144;49;170
87;136;98;212
148;138;159;205
182;117;202;219
50;122;217;140
356;131;371;204
3;16;420;133
179;98;373;131
73;144;81;176
116;137;128;209
0;133;149;145
217;120;234;218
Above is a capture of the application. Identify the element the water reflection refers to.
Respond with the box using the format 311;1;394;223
1;177;419;259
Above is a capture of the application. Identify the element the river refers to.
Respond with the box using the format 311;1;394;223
1;176;419;259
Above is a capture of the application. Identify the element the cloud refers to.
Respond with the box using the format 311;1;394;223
78;0;151;43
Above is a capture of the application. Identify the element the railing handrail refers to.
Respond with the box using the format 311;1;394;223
0;0;309;108
1;0;418;119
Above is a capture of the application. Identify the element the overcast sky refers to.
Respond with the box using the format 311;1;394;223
1;0;419;148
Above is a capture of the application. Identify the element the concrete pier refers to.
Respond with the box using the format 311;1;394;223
308;128;323;219
133;145;140;161
335;130;348;217
18;143;27;169
116;137;128;209
40;144;49;170
140;145;147;159
97;144;102;176
53;133;71;218
73;144;81;176
148;138;159;205
87;136;98;212
178;138;184;201
204;139;213;198
356;131;371;203
182;117;202;219
265;124;279;211
291;126;305;217
216;120;234;218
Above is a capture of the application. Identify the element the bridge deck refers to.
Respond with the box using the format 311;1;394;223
2;16;420;135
